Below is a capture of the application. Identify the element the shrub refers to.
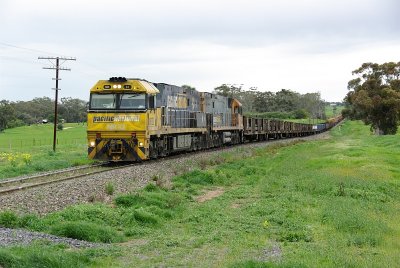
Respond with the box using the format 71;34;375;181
293;109;309;119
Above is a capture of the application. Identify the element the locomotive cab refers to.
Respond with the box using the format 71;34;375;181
87;77;159;161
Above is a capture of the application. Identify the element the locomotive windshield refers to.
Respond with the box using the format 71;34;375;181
119;93;146;109
89;93;147;110
90;94;116;109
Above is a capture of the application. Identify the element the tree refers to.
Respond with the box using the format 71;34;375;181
274;89;301;112
214;84;242;98
13;97;53;122
344;62;400;135
181;85;196;91
299;92;325;119
59;97;87;123
253;91;275;112
0;100;16;131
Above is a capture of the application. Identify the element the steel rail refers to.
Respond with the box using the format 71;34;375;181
0;163;136;195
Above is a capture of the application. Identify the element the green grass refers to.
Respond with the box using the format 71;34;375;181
0;241;119;268
0;123;91;179
0;120;399;267
115;121;400;267
284;118;325;124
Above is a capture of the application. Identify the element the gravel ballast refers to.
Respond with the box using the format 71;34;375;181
0;227;99;248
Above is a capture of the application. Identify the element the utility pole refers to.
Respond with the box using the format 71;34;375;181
38;56;76;152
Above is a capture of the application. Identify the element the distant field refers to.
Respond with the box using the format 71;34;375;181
0;123;90;179
325;104;344;118
1;120;399;267
0;123;87;152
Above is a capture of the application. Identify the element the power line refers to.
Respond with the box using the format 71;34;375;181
0;41;65;56
38;56;76;152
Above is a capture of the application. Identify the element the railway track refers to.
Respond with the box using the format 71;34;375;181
0;129;337;214
0;162;135;195
0;123;342;196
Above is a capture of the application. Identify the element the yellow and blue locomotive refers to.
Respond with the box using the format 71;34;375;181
87;77;342;161
87;77;243;161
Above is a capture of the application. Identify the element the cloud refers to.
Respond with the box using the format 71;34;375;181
1;0;399;102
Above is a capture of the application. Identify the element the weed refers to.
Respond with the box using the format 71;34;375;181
198;158;209;170
144;183;159;192
337;182;345;196
105;182;115;195
0;211;19;228
151;174;167;188
87;195;96;203
21;153;32;165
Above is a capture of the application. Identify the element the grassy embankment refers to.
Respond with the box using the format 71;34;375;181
0;120;399;267
0;123;91;179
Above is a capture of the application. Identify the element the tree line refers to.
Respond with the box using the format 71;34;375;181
0;97;87;131
212;85;326;119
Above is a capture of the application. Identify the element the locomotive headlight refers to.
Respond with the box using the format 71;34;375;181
113;85;117;89
139;142;143;147
117;84;122;89
90;141;95;147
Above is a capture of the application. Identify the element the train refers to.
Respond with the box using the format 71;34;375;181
87;77;342;161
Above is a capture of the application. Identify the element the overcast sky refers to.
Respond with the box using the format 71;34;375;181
1;0;399;102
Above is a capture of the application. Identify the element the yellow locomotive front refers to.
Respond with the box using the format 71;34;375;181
87;77;159;161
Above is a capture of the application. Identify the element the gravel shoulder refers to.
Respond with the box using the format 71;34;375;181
0;227;100;248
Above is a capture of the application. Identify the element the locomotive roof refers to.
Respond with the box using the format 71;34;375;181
90;78;159;94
